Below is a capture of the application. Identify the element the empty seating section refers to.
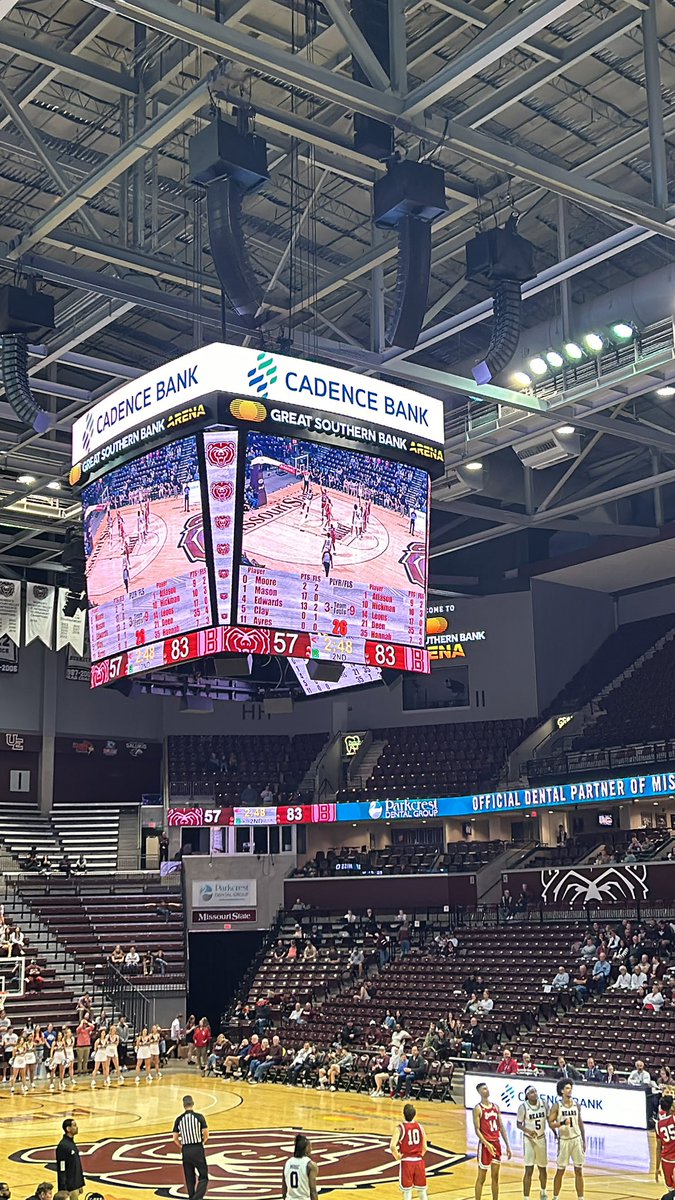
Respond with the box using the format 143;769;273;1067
168;733;328;802
0;799;121;872
350;720;535;800
542;613;675;718
295;844;441;876
573;635;675;750
17;879;185;984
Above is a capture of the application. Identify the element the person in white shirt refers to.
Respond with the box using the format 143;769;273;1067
124;947;140;975
551;967;570;990
168;1013;183;1058
627;1059;651;1087
630;969;648;991
477;989;494;1015
612;965;631;990
643;985;665;1012
343;910;357;925
391;1025;411;1052
289;1004;304;1025
521;1052;539;1077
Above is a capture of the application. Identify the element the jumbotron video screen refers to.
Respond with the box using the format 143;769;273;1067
238;433;429;647
82;435;214;661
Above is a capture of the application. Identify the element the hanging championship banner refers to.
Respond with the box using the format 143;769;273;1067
25;583;55;647
0;636;18;674
0;580;21;646
56;588;86;655
65;642;91;683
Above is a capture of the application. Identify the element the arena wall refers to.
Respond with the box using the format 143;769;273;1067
531;579;615;711
283;872;477;909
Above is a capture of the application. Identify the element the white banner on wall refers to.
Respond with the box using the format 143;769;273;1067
191;879;257;909
25;583;55;648
0;580;21;646
463;1071;648;1130
55;588;86;655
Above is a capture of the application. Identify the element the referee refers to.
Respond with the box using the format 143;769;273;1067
172;1095;209;1200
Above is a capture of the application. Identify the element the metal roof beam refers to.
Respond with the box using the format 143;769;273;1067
403;0;585;116
0;22;138;96
427;0;563;62
320;0;392;90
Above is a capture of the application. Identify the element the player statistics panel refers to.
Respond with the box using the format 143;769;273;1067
81;435;214;662
237;433;430;647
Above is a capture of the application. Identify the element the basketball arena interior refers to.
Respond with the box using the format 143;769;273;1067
2;2;675;1199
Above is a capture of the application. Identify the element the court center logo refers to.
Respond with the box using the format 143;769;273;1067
540;864;649;906
12;1129;467;1200
247;351;278;398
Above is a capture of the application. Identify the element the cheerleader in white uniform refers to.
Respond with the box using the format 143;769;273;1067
149;1025;162;1080
91;1031;109;1087
135;1027;153;1084
9;1036;27;1094
106;1025;123;1084
64;1028;76;1087
49;1031;67;1092
24;1035;36;1090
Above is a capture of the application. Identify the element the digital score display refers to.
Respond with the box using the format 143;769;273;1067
89;624;429;687
82;435;215;661
238;433;429;650
167;803;337;827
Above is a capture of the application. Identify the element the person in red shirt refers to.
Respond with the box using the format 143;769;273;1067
496;1048;518;1075
473;1082;511;1200
656;1094;675;1199
390;1103;428;1200
193;1019;211;1073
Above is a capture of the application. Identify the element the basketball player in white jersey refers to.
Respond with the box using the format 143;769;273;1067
282;1133;318;1200
517;1084;549;1200
548;1079;586;1200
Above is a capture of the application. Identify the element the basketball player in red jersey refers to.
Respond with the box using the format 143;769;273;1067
656;1094;675;1200
390;1102;428;1200
473;1081;512;1200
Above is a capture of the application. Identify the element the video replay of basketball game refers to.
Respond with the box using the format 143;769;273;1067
70;344;446;683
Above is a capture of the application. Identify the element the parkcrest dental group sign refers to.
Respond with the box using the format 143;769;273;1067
336;769;675;822
71;343;445;464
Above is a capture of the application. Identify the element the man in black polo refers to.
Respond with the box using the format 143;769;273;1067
56;1119;85;1200
172;1095;209;1200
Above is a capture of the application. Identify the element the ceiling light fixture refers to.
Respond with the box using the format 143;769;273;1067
464;460;483;472
556;425;576;436
563;342;584;361
17;474;35;485
582;332;604;354
511;371;532;389
545;350;564;370
528;356;548;377
657;386;675;397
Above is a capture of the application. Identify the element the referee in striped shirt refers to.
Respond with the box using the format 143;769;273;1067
172;1095;209;1200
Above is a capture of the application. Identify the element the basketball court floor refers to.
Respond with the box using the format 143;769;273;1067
0;1072;656;1200
86;496;202;604
242;483;425;589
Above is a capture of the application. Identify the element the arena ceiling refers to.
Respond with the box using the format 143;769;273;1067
0;0;674;590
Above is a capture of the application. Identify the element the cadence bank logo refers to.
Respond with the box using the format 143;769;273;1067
541;864;649;907
210;480;234;503
206;440;236;468
12;1129;467;1199
247;351;278;398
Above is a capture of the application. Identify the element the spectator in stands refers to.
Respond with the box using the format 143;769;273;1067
287;1042;315;1086
612;964;631;990
627;1059;651;1087
327;943;339;963
605;1062;617;1084
631;965;649;991
223;1038;250;1077
25;1183;52;1200
581;936;597;962
38;855;52;876
303;941;318;963
364;909;378;934
462;1017;482;1057
75;1016;94;1076
73;854;87;873
110;945;125;969
344;909;358;925
394;1045;426;1097
25;959;44;992
153;949;168;976
25;849;39;871
585;1056;605;1082
250;1035;284;1084
117;1016;130;1067
286;940;298;961
556;824;567;846
124;946;140;975
500;890;514;918
398;923;412;958
193;1018;211;1071
240;783;257;806
319;1048;354;1091
370;1047;391;1097
591;951;611;993
58;855;73;878
289;1004;305;1026
395;908;408;927
272;939;286;962
204;1034;229;1077
390;1023;411;1052
497;1048;518;1075
353;982;371;1002
644;983;666;1012
572;964;589;1001
551;966;570;990
477;989;494;1015
75;994;92;1021
520;1052;538;1076
142;951;155;976
515;883;531;913
554;1055;580;1081
349;946;365;976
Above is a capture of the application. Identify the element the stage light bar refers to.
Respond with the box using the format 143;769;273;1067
545;350;564;370
583;332;604;354
528;356;547;376
511;371;532;389
563;341;583;361
609;322;635;341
